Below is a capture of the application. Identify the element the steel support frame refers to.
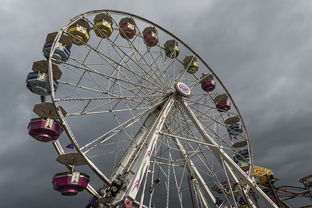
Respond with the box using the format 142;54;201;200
109;104;166;181
108;97;175;206
178;97;279;208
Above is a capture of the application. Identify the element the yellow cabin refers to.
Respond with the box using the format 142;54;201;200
67;19;91;45
94;13;113;38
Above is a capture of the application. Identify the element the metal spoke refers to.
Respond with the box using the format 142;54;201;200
80;99;165;153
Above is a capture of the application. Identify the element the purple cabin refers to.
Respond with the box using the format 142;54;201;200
52;172;89;196
27;118;64;142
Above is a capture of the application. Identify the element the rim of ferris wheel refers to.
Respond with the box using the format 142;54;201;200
224;116;241;125
232;139;248;148
32;60;62;80
56;152;88;166
213;93;228;103
35;9;282;207
33;102;66;119
174;82;191;97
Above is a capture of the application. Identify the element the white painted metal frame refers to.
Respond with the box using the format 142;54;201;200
109;98;174;206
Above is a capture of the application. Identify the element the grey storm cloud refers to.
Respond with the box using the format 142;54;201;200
0;0;311;207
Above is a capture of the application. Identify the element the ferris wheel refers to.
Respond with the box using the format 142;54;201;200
26;10;280;208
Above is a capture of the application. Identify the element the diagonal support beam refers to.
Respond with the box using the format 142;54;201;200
223;161;258;208
178;97;279;208
173;138;218;208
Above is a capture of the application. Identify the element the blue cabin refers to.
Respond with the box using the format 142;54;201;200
26;72;58;96
227;123;243;136
26;60;61;96
42;32;72;63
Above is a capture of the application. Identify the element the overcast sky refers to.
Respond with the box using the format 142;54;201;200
0;0;311;207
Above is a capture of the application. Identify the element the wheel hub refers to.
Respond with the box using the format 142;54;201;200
174;82;191;97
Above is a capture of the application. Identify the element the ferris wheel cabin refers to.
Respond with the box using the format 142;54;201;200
52;172;89;196
26;72;57;96
200;74;216;92
227;123;243;136
26;60;61;96
142;27;159;47
27;102;66;142
164;40;180;58
43;32;72;62
93;13;113;38
67;19;91;45
233;149;250;171
224;115;244;137
214;93;231;112
119;17;136;39
183;56;199;74
27;118;64;142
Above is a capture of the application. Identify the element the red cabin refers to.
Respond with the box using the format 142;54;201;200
143;27;158;47
119;17;136;39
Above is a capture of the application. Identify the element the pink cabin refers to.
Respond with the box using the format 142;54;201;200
216;100;231;112
52;172;89;196
214;94;231;112
200;74;216;92
27;118;64;142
